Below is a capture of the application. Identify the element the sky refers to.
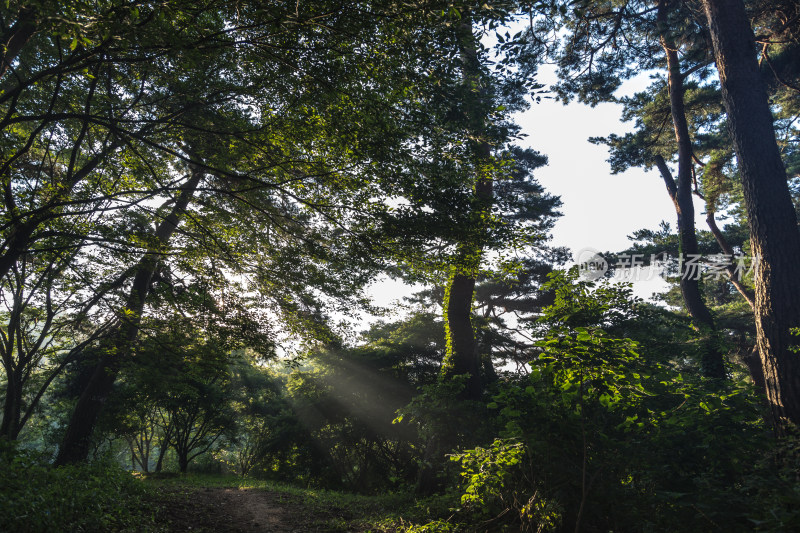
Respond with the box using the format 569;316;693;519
366;65;676;312
514;66;674;298
516;66;671;253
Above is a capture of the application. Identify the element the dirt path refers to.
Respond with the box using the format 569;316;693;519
155;486;351;532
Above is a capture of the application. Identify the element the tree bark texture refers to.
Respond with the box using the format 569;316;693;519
702;0;800;433
443;271;481;399
657;0;726;378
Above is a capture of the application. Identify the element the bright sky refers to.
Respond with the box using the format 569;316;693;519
515;66;673;298
516;66;673;253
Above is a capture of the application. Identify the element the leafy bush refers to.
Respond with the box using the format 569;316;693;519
395;376;493;494
437;273;800;532
450;438;562;532
0;441;160;532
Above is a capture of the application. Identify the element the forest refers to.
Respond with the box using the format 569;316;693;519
1;0;800;531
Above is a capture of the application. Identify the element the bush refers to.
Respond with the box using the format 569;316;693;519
433;273;800;532
0;441;160;532
450;438;562;532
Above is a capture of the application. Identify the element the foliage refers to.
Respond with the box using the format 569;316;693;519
256;327;443;491
0;441;160;532
450;438;562;532
433;272;800;532
2;2;800;531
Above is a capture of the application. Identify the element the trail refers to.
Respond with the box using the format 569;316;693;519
156;486;344;532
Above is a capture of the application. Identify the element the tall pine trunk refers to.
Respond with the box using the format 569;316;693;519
54;163;203;465
656;0;725;378
702;0;800;433
443;271;482;399
440;14;494;401
417;13;493;494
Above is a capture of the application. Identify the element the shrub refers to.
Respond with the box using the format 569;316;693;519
0;441;160;532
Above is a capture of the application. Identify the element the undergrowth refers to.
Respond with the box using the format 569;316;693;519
0;441;162;532
141;473;463;532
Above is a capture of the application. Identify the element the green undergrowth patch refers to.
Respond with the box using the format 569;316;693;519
141;473;464;532
0;442;163;533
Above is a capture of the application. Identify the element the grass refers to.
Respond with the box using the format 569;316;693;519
0;446;165;533
139;473;462;532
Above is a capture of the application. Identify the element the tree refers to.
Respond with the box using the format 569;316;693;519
166;361;234;475
55;157;204;465
1;247;79;439
653;0;725;377
701;0;800;433
222;361;287;477
431;5;560;401
540;0;734;377
48;0;461;463
0;1;207;281
129;323;238;473
267;311;447;490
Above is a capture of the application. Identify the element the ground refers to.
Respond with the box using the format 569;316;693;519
144;475;416;532
155;486;342;532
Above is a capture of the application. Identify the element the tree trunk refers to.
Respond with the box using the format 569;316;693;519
482;351;498;385
439;13;494;401
178;452;189;474
0;7;37;81
155;442;169;472
54;164;203;465
137;431;151;472
702;0;800;433
443;271;481;400
705;212;755;309
155;421;172;472
0;373;21;439
54;306;146;465
657;0;726;379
